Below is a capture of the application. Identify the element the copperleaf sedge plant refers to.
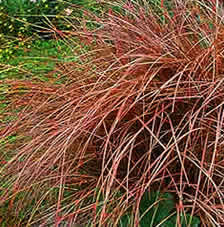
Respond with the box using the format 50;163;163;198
1;0;224;226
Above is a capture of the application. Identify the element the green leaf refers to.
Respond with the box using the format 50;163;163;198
139;190;174;227
166;213;200;227
119;213;131;227
117;190;201;227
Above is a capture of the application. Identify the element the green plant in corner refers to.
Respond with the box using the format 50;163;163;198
119;190;200;227
140;191;200;227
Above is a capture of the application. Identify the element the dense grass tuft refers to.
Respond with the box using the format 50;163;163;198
1;0;224;226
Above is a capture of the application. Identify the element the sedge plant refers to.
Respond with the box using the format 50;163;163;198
1;0;224;226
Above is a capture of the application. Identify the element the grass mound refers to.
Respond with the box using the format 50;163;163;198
1;1;224;226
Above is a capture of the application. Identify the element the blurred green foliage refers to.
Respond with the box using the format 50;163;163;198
0;0;107;62
0;0;105;39
0;39;76;81
0;0;62;37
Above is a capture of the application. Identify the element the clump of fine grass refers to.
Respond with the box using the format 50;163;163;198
1;0;224;226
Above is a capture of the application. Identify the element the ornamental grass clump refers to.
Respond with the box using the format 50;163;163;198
1;0;224;226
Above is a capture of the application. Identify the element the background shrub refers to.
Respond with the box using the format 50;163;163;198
0;0;106;60
0;0;106;39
